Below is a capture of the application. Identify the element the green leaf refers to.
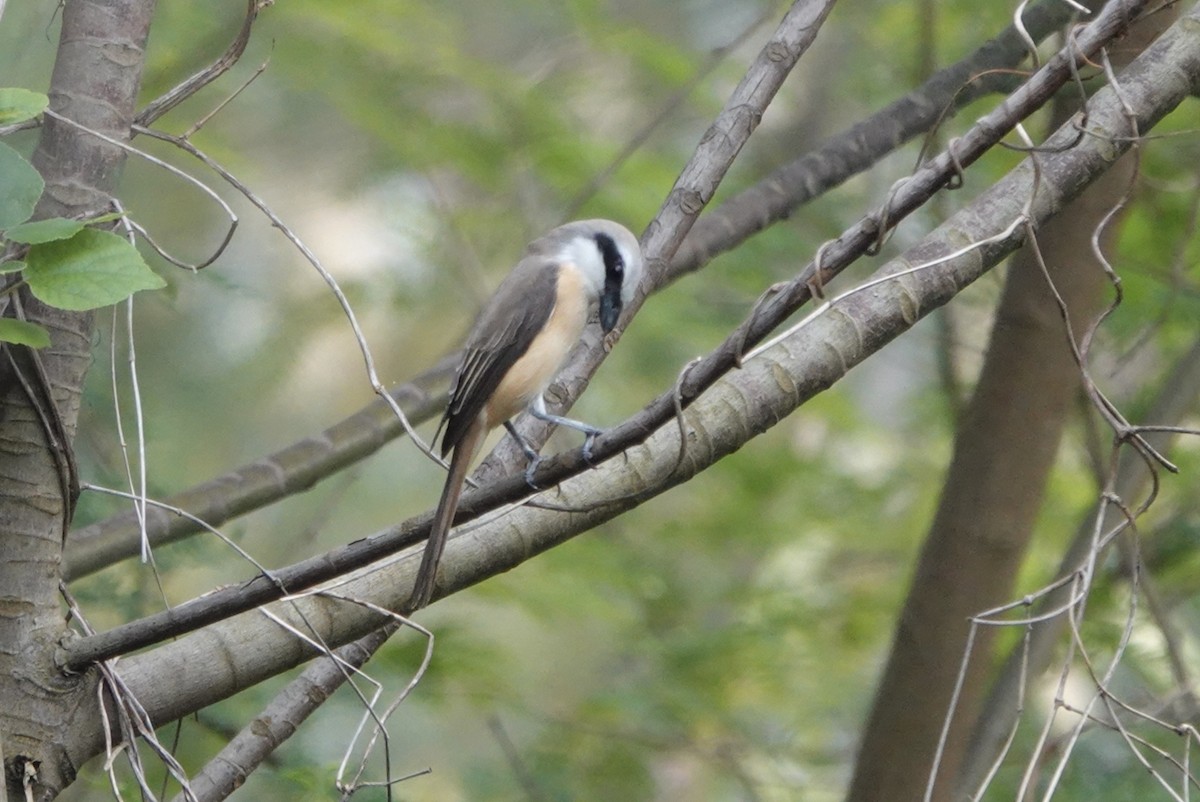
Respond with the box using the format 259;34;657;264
0;141;43;229
0;318;51;348
0;260;25;274
24;229;165;311
0;88;48;125
4;217;84;244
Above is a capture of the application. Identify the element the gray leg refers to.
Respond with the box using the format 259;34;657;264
504;420;543;488
529;396;601;463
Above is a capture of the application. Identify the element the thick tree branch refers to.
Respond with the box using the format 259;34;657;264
170;624;398;802
57;0;1157;672
64;0;1079;579
57;6;1200;767
56;0;836;667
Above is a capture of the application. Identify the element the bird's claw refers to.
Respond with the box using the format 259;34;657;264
523;453;543;490
581;429;601;466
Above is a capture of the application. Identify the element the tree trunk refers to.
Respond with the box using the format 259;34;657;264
0;1;155;799
844;10;1176;801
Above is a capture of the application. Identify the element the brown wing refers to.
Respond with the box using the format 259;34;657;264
439;258;558;456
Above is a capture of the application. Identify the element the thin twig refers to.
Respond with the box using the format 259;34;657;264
110;206;151;563
127;124;441;465
134;0;271;127
42;109;238;271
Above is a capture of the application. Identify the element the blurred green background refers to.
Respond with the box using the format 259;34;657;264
4;1;1200;799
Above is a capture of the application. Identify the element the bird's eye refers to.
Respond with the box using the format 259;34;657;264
594;233;625;277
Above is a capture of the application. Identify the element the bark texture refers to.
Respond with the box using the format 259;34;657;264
0;1;155;799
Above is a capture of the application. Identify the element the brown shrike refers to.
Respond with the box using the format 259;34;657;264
407;219;645;610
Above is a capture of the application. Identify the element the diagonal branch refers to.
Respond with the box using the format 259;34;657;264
134;0;271;128
665;0;1080;282
55;0;1158;672
64;0;1078;580
63;12;1200;765
169;625;398;802
55;0;831;669
640;0;839;272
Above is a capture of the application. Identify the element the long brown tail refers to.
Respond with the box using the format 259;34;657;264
407;416;486;611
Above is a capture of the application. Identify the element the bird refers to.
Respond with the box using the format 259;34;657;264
406;219;645;611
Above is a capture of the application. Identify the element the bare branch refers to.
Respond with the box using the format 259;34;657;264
134;0;272;128
641;0;839;268
481;0;839;476
172;626;397;802
62;0;1079;580
50;12;1200;765
662;0;1081;284
56;0;1172;672
562;4;779;220
959;335;1200;791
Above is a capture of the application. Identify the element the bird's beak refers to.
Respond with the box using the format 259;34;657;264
599;285;622;333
